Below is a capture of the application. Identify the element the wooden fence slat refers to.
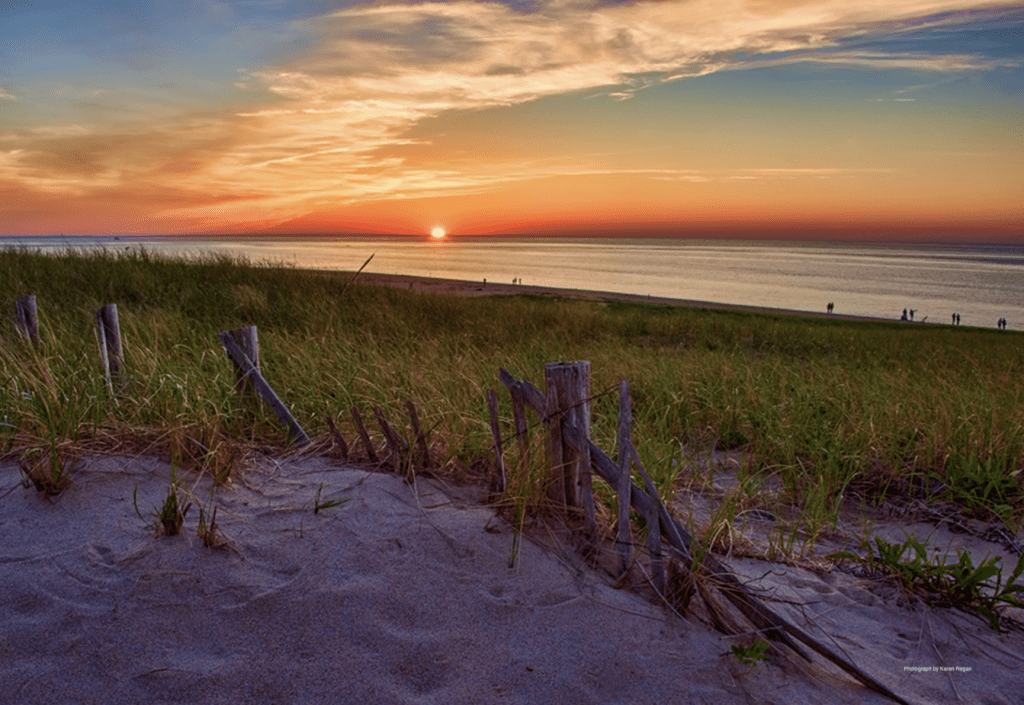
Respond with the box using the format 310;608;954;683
629;444;664;594
487;389;505;494
406;400;431;468
350;406;378;462
325;414;350;461
616;380;633;576
373;405;408;474
544;382;565;506
16;295;39;344
511;384;529;459
219;331;310;446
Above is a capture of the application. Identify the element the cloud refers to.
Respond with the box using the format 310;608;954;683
5;0;1021;232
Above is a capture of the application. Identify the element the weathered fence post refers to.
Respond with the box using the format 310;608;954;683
96;303;123;388
219;330;310;446
544;361;595;536
229;326;259;394
16;295;39;344
487;389;506;494
616;380;633;576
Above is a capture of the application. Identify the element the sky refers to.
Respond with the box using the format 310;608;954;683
1;0;1022;240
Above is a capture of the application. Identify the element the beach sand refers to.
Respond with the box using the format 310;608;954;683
352;271;887;322
3;451;1022;704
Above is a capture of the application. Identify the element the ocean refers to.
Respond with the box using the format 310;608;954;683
3;236;1022;331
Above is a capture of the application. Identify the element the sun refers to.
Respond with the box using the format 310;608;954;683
430;226;446;240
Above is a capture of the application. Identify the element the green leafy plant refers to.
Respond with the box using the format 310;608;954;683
730;639;770;666
830;536;1024;631
935;453;1023;531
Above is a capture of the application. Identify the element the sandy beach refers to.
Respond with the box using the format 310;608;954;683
352;271;889;323
3;445;1022;704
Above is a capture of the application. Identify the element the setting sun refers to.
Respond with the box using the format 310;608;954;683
430;227;446;240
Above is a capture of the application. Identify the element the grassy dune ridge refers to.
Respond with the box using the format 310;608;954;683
2;247;1022;541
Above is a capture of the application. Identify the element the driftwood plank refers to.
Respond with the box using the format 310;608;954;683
325;414;350;461
497;368;910;705
219;331;310;446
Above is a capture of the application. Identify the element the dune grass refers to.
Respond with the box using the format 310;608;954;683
2;246;1022;551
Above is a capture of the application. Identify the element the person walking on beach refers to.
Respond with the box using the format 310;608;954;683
901;308;908;321
956;313;961;325
827;302;834;314
909;309;915;321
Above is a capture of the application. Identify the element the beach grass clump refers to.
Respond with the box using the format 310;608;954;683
2;246;1023;546
830;536;1024;631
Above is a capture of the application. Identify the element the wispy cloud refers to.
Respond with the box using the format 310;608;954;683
3;0;1021;232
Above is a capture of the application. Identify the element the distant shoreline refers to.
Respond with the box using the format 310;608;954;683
338;270;894;324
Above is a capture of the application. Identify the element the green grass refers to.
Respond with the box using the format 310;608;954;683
830;536;1024;631
2;246;1023;543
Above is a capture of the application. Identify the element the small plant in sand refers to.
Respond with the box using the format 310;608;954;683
830;536;1024;631
134;474;192;537
19;441;78;498
313;483;351;514
196;503;223;548
729;639;770;666
156;482;191;536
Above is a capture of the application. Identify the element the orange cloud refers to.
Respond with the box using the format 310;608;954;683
1;0;1021;235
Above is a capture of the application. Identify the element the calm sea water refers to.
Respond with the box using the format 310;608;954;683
4;236;1022;330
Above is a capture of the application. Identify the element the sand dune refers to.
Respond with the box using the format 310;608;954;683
3;453;1022;704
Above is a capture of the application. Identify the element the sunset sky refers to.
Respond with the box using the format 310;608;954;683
1;1;1022;239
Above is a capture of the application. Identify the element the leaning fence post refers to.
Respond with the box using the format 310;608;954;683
350;406;378;462
96;304;123;388
544;361;595;536
16;295;39;344
219;330;310;446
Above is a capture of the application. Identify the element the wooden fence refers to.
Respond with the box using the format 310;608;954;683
492;363;910;705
